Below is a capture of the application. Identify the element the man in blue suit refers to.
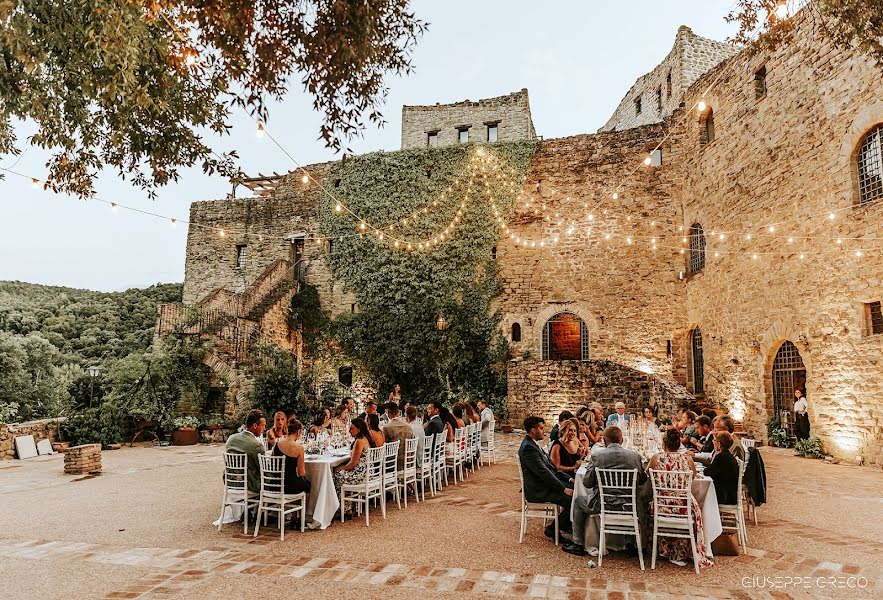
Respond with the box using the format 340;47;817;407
605;402;630;430
518;416;573;539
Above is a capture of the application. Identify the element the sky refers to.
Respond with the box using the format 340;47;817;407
0;1;739;292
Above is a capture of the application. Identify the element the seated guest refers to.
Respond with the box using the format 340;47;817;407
641;406;662;446
605;402;630;430
590;403;605;437
646;429;713;569
478;400;494;442
704;431;740;505
366;413;386;448
701;408;718;421
272;418;311;495
382;402;414;468
467;401;482;427
550;418;585;474
576;417;597;449
309;409;331;436
451;403;467;428
332;418;376;489
642;406;658;427
679;410;698;444
712;415;745;462
331;404;349;431
518;416;573;539
566;426;647;556
266;411;288;447
550;410;574;443
423;401;446;437
225;410;266;493
406;405;426;453
358;401;378;421
687;416;714;452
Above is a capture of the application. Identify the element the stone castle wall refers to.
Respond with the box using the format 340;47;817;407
601;26;738;133
678;11;883;464
401;89;536;149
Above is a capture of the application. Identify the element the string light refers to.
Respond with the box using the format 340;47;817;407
256;122;265;139
184;48;197;66
774;3;789;19
218;228;225;237
697;100;707;113
170;218;177;227
111;202;118;212
643;156;652;166
31;178;40;189
301;174;309;184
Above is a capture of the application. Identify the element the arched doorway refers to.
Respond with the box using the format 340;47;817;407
771;341;806;415
542;312;589;361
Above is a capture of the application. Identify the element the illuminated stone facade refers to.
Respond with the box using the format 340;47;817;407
179;16;883;464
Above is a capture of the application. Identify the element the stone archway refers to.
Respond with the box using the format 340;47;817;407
533;302;600;359
758;320;813;422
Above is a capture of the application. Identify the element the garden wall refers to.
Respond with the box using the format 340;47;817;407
1;418;62;460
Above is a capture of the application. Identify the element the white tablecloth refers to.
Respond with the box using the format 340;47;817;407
304;453;349;529
571;449;722;557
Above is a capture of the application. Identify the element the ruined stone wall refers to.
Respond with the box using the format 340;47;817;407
1;418;61;460
678;11;883;464
495;127;688;383
401;89;536;150
507;359;693;428
601;26;738;133
182;166;356;316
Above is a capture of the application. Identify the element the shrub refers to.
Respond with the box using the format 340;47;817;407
249;346;312;419
62;403;125;447
172;416;200;429
766;416;792;448
795;437;824;459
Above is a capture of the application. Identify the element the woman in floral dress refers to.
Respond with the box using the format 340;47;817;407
646;428;713;569
332;418;376;488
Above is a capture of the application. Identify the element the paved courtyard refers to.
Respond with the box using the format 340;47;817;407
0;435;879;600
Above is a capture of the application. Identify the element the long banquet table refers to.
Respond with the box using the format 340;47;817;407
570;447;722;557
304;451;349;529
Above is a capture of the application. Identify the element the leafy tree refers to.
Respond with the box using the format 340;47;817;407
0;0;426;196
249;345;311;419
0;331;67;421
727;1;883;66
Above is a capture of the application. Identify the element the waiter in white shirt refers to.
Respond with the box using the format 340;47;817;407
793;389;810;441
478;400;494;442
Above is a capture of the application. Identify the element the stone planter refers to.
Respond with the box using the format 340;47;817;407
172;427;199;446
52;441;70;453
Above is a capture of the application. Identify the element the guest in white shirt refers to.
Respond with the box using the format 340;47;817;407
793;389;810;441
478;400;494;442
605;402;630;430
406;406;425;453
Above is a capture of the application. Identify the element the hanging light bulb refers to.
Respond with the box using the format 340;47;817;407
31;178;40;189
787;236;794;243
714;251;720;258
626;236;632;244
111;202;118;211
836;238;843;245
605;233;612;240
799;253;805;259
745;234;752;241
682;236;688;243
855;250;863;257
718;233;725;241
335;203;342;213
774;3;789;19
697;100;707;113
302;174;309;184
588;214;594;221
752;253;758;260
612;192;619;200
394;240;400;248
828;212;836;220
184;48;197;66
256;122;265;139
359;222;366;231
643;156;652;166
170;218;177;227
219;228;226;237
767;225;775;233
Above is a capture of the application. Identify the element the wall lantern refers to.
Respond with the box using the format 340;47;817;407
436;315;447;332
87;365;101;378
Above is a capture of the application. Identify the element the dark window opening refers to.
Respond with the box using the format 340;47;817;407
666;71;672;98
858;124;883;205
867;301;883;335
338;366;353;387
487;123;498;142
754;65;767;99
457;127;469;144
235;245;247;269
701;109;715;145
689;223;706;274
511;322;522;342
666;339;672;359
634;96;642;116
656;86;663;113
427;131;439;147
491;246;497;260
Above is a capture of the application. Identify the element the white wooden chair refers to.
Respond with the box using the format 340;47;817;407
433;431;448;490
469;423;482;473
417;434;435;500
719;458;748;552
398;437;419;507
253;454;306;541
218;452;259;534
597;468;644;570
340;446;385;526
462;423;475;477
649;469;700;574
382;440;401;512
480;420;497;465
516;456;559;545
446;427;467;484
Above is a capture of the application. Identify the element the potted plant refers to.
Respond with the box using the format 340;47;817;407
171;416;200;446
200;414;227;432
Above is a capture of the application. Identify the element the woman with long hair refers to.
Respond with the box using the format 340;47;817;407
266;411;288;447
366;413;385;448
438;406;458;443
451;403;466;428
646;428;712;569
272;418;311;494
309;409;331;436
332;417;374;489
550;419;584;473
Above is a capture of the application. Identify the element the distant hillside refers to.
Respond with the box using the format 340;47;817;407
0;280;183;364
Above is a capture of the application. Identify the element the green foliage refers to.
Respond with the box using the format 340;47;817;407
766;416;792;448
320;141;536;404
173;416;201;429
288;283;328;353
0;331;68;422
62;403;125;448
0;0;425;196
795;436;824;459
249;346;312;419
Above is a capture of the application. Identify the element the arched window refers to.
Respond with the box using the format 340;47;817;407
857;124;883;205
689;223;706;274
542;312;589;361
690;327;704;394
701;108;715;145
511;322;522;342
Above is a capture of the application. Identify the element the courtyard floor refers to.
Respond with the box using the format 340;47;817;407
0;435;880;600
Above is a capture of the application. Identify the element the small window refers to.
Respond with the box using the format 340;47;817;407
634;96;642;116
327;239;334;254
427;131;439;147
650;148;662;167
866;301;883;335
701;108;715;145
458;128;469;144
487;123;498;142
351;303;356;314
666;71;672;98
666;339;672;359
754;65;767;99
491;246;497;260
689;223;706;274
656;86;663;113
235;245;247;269
857;124;883;205
511;322;522;342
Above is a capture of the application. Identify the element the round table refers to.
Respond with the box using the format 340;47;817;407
571;446;722;557
304;451;349;529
